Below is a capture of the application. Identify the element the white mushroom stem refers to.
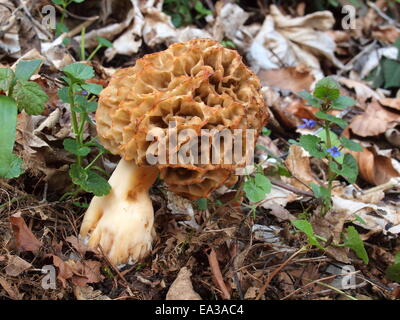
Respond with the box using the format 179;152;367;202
80;159;158;265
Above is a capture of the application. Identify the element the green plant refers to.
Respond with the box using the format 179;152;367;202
296;77;362;215
372;37;400;90
59;63;111;197
81;36;113;62
52;0;85;37
385;252;400;283
221;40;236;49
163;0;212;28
292;220;369;264
0;60;48;178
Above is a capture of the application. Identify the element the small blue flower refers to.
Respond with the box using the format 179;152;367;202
81;90;88;96
326;146;340;157
298;118;316;129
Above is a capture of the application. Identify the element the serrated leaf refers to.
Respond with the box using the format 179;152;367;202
332;96;357;110
69;164;110;196
314;77;340;101
73;95;97;113
62;63;94;81
292;220;324;249
0;68;15;92
315;111;348;129
299;134;326;158
244;173;271;203
12;80;48;115
15;59;42;81
340;136;363;152
0;153;23;178
298;91;322;107
330;153;358;184
63;139;91;156
343;226;369;264
81;83;103;95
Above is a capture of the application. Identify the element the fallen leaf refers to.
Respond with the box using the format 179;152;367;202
349;101;400;137
337;77;381;104
372;25;400;43
380;98;400;111
10;214;41;252
283;145;319;191
166;267;202;300
0;277;21;300
74;285;111;300
5;255;32;277
349;146;400;185
258;65;315;92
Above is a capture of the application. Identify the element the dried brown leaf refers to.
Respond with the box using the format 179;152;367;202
9;214;41;252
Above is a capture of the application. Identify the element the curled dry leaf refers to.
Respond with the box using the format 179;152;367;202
248;5;344;78
337;77;381;104
9;214;41;252
380;98;400;111
349;101;400;137
258;64;315;92
283;145;319;191
166;267;202;300
348;146;400;185
332;196;400;235
0;0;20;58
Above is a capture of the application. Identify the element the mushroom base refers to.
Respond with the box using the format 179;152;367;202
80;159;158;265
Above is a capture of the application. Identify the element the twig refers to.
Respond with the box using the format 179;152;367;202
367;1;400;27
256;246;307;300
270;180;313;197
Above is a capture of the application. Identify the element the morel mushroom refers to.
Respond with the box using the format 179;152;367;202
80;39;268;264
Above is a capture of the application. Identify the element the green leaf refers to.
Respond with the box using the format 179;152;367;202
330;153;358;184
96;37;113;48
69;164;111;196
58;87;69;103
0;153;23;178
0;96;18;154
63;139;91;156
298;91;322;107
56;22;69;36
81;83;103;95
310;183;332;209
52;0;65;5
292;220;324;249
299;134;325;158
332;96;357;110
15;59;42;81
73;95;97;113
315;111;347;129
261;127;271;136
343;226;369;264
12;80;48;115
244;173;271;203
340;136;363;152
382;58;400;89
171;13;183;27
0;68;15;92
197;198;208;210
0;96;22;179
62;63;94;81
194;1;212;16
72;0;85;2
314;77;340;101
386;263;400;283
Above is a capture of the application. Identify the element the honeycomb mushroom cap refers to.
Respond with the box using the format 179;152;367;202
97;39;268;199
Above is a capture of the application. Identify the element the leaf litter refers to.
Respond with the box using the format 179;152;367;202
0;0;400;301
